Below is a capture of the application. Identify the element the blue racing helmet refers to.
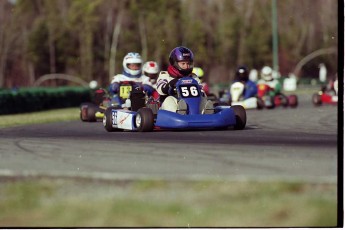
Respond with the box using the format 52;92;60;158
169;46;194;76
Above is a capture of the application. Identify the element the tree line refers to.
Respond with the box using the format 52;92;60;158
0;0;338;88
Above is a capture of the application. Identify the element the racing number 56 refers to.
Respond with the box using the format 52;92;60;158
180;85;199;98
112;111;117;125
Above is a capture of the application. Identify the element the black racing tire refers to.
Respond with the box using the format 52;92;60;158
80;102;90;121
88;104;101;121
264;96;275;109
103;107;120;132
256;98;265;110
312;93;322;106
135;108;154;132
80;102;98;122
231;105;246;130
80;103;88;121
214;101;230;106
288;95;298;108
280;94;289;107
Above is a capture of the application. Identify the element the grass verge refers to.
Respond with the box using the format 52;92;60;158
0;107;79;128
0;178;337;227
0;99;338;227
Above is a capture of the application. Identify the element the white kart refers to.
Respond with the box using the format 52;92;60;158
230;82;263;109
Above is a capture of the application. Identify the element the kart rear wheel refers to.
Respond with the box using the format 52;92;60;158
312;93;322;106
280;95;289;107
136;108;154;132
288;95;298;108
263;96;275;109
231;105;246;130
103;107;119;132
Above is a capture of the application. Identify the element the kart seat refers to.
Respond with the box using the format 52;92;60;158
130;90;145;111
177;99;187;115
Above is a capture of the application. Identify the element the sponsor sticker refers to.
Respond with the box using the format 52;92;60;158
181;79;193;84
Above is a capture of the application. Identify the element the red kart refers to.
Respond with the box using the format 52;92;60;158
312;90;338;106
257;83;298;109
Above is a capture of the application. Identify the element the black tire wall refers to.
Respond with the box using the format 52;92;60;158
0;87;92;115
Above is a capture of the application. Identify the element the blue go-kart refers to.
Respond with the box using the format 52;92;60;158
103;76;246;132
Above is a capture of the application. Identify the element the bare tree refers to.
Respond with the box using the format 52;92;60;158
0;1;21;87
0;0;338;88
109;8;124;79
237;0;254;65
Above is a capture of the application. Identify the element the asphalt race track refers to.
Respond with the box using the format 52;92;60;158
0;93;339;183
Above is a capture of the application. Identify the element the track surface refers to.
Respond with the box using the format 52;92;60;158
0;94;339;183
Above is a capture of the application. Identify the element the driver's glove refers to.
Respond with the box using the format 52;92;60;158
161;78;178;95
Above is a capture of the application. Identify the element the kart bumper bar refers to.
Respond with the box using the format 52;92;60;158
155;109;236;129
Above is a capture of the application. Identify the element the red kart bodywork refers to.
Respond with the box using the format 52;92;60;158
312;91;338;106
257;83;298;108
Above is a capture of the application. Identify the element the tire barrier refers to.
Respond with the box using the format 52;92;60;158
0;87;92;115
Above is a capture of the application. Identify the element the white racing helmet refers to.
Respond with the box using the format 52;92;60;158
143;61;159;74
261;66;273;81
143;61;159;83
123;52;142;76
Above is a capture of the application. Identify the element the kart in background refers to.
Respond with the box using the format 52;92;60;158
257;83;298;109
80;81;147;122
80;88;110;122
312;89;338;106
228;81;264;109
103;76;246;132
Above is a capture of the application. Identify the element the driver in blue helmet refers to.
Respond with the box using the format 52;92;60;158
156;46;213;113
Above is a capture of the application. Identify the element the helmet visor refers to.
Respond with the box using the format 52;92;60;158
238;69;246;74
146;73;158;79
177;61;194;70
127;63;141;70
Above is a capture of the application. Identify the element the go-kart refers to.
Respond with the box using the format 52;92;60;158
228;81;264;109
80;81;145;122
103;76;246;132
257;83;298;109
80;88;111;122
312;89;338;106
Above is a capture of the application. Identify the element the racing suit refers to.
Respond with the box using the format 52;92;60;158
257;78;282;97
109;72;155;108
230;79;258;100
156;66;212;113
109;71;155;96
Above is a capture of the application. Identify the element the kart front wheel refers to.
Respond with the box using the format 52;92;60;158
103;107;119;132
231;105;246;130
136;108;154;132
312;93;322;106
